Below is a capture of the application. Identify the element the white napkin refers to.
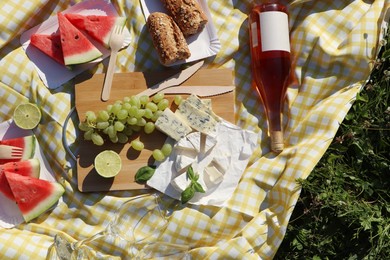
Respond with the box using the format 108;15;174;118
0;120;59;228
147;120;258;207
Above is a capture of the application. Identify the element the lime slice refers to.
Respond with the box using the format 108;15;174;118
94;150;122;178
13;103;42;130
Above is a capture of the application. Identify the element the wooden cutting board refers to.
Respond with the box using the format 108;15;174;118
74;68;235;192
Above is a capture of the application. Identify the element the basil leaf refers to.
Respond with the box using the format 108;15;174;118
135;165;155;183
193;182;205;193
187;165;196;181
181;186;195;204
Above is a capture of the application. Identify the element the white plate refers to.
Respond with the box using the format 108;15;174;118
140;0;221;66
20;0;131;89
0;119;60;228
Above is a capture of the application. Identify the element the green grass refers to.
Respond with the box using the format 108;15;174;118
275;25;390;259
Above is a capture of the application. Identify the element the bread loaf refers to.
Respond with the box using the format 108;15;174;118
147;12;191;65
161;0;208;37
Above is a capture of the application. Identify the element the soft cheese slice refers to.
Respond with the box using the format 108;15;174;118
155;108;192;141
186;131;217;154
174;137;198;172
204;164;224;186
177;100;218;136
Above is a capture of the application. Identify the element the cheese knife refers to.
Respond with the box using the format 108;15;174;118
136;60;204;97
161;85;235;97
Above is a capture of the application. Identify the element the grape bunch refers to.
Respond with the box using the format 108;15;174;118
78;93;183;161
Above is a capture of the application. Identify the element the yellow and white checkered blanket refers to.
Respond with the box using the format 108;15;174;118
0;0;389;259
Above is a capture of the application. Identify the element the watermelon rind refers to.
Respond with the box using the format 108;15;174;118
58;12;103;66
0;135;35;164
21;135;36;161
4;172;65;222
64;14;127;48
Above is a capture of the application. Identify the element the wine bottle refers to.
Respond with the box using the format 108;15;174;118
249;1;291;153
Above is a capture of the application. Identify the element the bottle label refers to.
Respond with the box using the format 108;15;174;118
259;11;290;52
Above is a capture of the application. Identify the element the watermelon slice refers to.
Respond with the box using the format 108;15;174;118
64;14;126;48
0;159;41;200
4;171;64;222
0;135;35;165
30;33;65;65
57;12;102;66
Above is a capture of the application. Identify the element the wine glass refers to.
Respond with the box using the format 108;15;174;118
47;193;190;259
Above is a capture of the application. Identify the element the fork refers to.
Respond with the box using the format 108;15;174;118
101;25;126;101
0;145;23;160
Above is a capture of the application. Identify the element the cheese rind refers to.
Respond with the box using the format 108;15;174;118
155;108;192;141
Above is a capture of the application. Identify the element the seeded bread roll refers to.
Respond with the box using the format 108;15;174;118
147;12;191;65
161;0;208;37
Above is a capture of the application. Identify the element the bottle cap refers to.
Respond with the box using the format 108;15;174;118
270;131;284;153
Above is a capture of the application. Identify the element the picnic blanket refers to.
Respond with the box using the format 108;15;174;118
0;0;389;258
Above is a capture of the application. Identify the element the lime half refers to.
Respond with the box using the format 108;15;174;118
13;103;42;130
94;150;122;178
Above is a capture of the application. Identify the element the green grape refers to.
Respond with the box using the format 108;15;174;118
122;126;133;136
117;109;128;120
91;132;104;146
84;129;94;140
161;143;173;156
96;121;110;130
131;125;142;132
114;121;125;132
144;108;153;119
128;106;138;117
110;135;119;143
135;109;145;119
85;111;97;122
106;104;113;114
97;110;110;121
111;103;122;115
131;140;144;151
174;95;183;105
144;122;155;134
137;118;146;127
107;125;117;139
146;102;158;112
123;96;131;103
139;95;149;106
127;117;138;125
117;133;129;144
102;126;110;135
157;99;169;111
151;110;163;122
130;96;141;108
122;102;132;111
152;92;164;103
152;149;165;161
79;122;91;131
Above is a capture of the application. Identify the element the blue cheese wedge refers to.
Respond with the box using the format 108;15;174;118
155;108;192;141
185;94;219;121
177;100;218;136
